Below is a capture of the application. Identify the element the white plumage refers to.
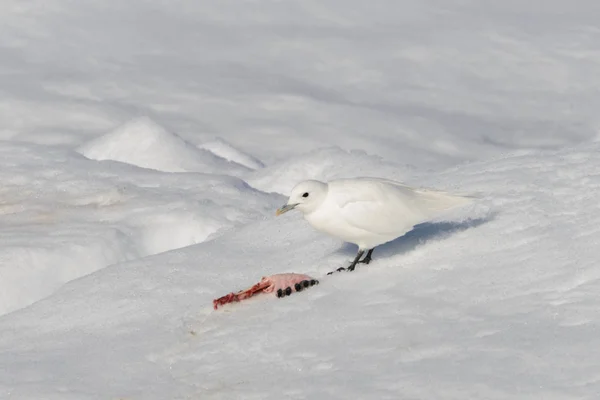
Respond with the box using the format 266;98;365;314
276;177;474;272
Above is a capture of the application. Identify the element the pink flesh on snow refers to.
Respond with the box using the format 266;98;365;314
213;273;318;309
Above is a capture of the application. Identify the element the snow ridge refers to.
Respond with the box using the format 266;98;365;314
77;117;249;175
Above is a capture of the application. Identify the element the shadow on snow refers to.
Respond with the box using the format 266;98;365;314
335;214;494;261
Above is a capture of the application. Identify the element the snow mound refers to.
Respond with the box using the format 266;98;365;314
247;146;413;195
77;117;249;175
0;141;280;316
198;137;265;170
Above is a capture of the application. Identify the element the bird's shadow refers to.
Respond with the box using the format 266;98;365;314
335;214;494;260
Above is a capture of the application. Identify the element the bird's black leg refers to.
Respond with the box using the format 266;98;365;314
359;248;374;264
347;250;365;271
326;250;364;275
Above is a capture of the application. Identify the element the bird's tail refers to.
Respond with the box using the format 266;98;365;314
413;188;478;214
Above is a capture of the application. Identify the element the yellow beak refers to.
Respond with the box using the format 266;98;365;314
276;203;298;216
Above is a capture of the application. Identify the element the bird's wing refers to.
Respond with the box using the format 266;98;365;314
331;180;424;236
332;179;473;236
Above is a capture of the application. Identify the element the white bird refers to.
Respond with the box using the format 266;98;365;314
276;177;474;274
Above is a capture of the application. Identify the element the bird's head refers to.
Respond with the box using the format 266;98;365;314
276;180;328;216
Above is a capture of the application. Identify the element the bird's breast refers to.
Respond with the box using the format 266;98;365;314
304;203;374;247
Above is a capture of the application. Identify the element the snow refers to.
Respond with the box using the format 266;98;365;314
198;138;265;170
77;117;250;175
2;0;600;399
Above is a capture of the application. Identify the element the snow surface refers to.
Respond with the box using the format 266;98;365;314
197;138;265;170
2;0;600;399
77;117;251;175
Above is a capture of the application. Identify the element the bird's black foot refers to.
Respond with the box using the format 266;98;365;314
327;250;365;275
359;249;374;264
327;267;347;275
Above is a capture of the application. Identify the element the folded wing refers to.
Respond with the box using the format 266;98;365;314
332;178;474;236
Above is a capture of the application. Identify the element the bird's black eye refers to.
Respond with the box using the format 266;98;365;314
302;192;309;198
